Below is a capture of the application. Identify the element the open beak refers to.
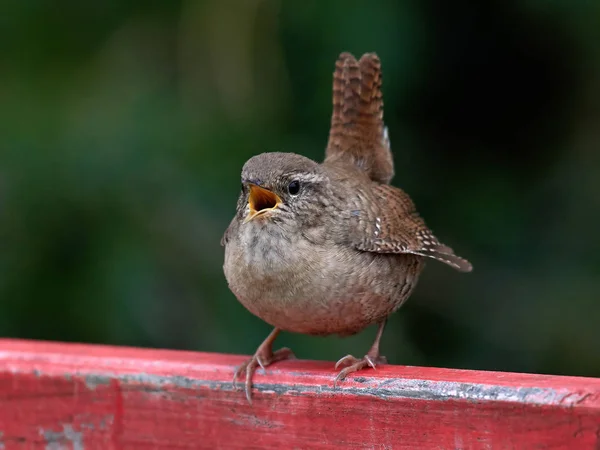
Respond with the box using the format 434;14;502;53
244;184;282;223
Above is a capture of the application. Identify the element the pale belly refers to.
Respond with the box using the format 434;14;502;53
224;231;424;336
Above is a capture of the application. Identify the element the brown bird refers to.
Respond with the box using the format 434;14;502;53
222;52;472;403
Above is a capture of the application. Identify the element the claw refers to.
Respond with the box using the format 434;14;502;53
364;355;376;369
256;355;267;371
333;353;387;388
233;346;295;404
334;320;388;388
245;359;256;404
232;363;247;388
335;354;358;369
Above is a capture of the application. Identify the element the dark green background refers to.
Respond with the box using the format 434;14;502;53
2;1;599;377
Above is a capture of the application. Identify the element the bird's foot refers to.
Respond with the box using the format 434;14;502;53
233;347;295;403
333;353;388;387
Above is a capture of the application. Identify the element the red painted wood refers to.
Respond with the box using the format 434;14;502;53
0;339;599;449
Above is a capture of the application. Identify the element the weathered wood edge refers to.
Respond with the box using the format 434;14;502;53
0;338;598;407
1;338;599;449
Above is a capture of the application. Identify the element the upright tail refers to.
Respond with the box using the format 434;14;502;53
325;52;394;185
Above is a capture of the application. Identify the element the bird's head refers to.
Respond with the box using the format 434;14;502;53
237;152;331;230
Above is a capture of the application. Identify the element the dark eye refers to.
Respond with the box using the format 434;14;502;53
287;180;300;195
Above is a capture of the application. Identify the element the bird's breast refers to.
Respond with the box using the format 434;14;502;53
223;222;424;336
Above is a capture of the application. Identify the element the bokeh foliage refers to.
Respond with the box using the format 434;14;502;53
1;0;599;377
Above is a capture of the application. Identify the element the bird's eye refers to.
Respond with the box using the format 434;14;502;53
287;180;300;195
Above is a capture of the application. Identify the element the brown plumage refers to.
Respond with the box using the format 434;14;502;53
349;184;472;271
222;52;472;403
326;52;393;184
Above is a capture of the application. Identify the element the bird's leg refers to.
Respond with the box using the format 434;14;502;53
233;327;295;403
334;319;388;387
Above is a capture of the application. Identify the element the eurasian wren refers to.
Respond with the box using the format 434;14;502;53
222;52;472;403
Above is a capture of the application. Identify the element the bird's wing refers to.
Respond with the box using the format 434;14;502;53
325;52;394;185
348;184;472;272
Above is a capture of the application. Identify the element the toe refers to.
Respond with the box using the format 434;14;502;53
334;362;367;387
334;367;352;387
256;355;267;371
244;359;258;404
335;354;359;369
245;381;253;404
333;353;384;388
235;347;295;403
232;361;249;387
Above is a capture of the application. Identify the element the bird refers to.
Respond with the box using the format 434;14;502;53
221;52;472;403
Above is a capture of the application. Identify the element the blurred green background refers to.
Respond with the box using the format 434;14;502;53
2;0;599;377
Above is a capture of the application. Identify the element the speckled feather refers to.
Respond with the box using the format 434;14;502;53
348;183;473;272
325;53;471;271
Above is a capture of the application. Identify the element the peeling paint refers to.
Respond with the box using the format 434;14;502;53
0;431;5;450
84;374;111;390
74;413;114;430
108;371;590;407
41;424;83;450
120;373;202;391
25;366;593;408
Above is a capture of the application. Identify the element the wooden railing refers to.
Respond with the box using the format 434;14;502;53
0;339;599;449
